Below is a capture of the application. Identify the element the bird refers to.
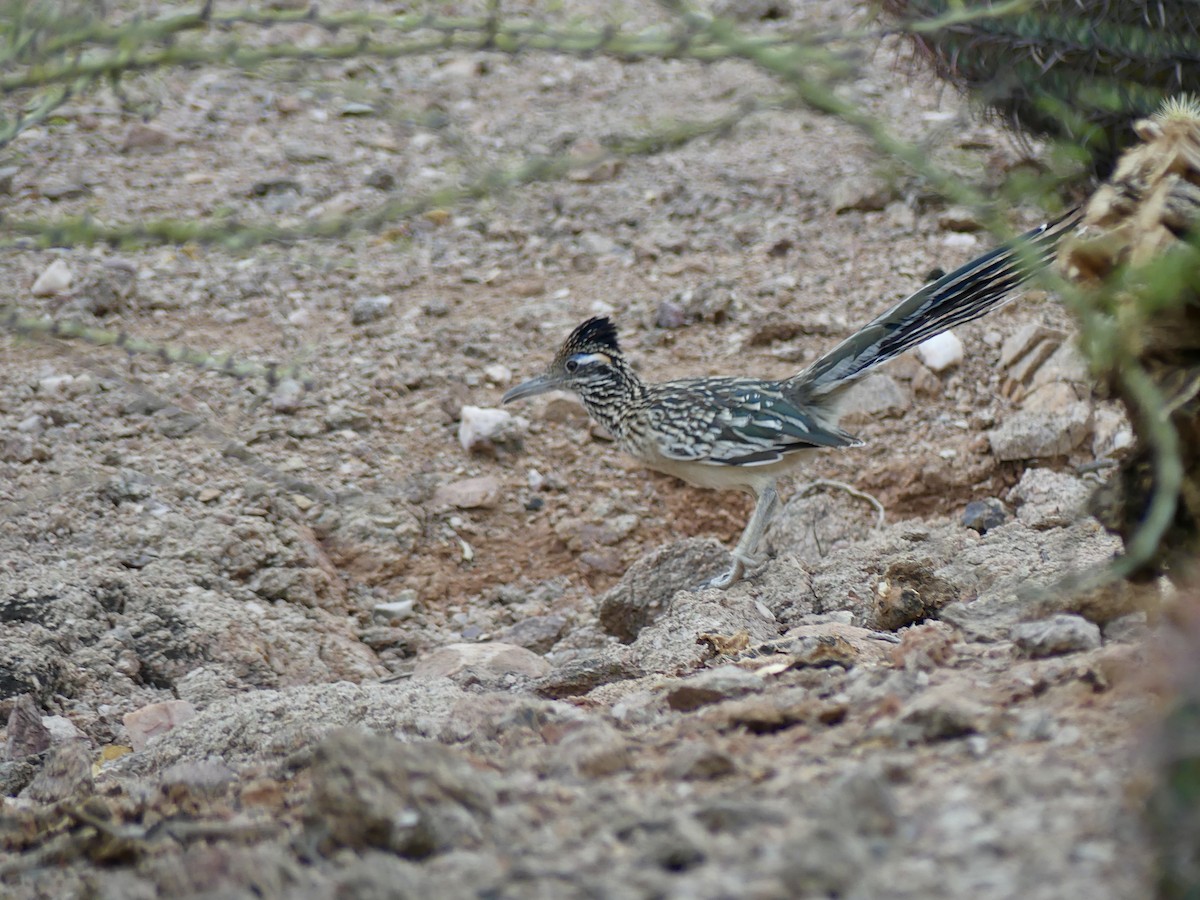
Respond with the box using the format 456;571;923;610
503;210;1082;589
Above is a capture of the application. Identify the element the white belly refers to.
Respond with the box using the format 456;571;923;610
637;453;802;495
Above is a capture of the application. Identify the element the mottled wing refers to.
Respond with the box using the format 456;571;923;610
644;378;858;467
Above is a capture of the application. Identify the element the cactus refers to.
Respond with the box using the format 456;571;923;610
1059;94;1200;579
881;0;1200;174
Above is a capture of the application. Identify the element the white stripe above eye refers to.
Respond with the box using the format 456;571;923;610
572;352;612;366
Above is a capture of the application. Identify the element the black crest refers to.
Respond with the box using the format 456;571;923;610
564;316;621;354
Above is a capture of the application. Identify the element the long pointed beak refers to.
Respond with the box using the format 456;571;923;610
501;373;562;404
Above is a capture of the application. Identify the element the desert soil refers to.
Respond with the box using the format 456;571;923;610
0;1;1170;898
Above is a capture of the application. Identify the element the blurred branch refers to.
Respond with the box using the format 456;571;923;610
3;305;310;386
0;9;796;99
0;1;1075;402
1;2;1064;251
1;94;783;249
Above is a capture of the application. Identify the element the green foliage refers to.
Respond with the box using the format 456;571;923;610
3;307;310;386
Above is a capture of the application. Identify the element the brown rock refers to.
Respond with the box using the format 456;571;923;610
497;614;568;653
21;740;93;803
871;558;959;631
433;476;502;510
306;729;496;858
598;538;729;642
552;722;631;777
533;650;642;698
665;666;764;712
120;122;175;152
5;694;50;760
1000;323;1065;370
123;699;198;751
830;174;897;213
895;686;987;743
662;743;737;780
837;373;911;424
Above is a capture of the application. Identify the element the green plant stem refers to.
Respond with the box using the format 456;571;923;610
1;95;779;249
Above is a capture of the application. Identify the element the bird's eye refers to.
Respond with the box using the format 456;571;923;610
565;358;579;373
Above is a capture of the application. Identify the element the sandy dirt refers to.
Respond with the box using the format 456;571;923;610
0;2;1169;898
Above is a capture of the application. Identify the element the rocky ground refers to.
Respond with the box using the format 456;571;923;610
0;1;1176;897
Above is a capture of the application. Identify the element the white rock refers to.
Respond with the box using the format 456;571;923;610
829;173;895;213
31;259;73;296
1021;382;1083;415
483;363;512;385
916;331;964;372
942;232;978;250
373;594;416;623
270;377;306;414
458;405;520;453
413;642;551;679
350;294;392;325
38;373;75;394
1092;407;1133;457
41;715;86;744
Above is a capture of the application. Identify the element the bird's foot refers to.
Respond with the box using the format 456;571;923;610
698;553;756;590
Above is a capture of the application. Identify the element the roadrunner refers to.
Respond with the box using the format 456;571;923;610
504;211;1081;588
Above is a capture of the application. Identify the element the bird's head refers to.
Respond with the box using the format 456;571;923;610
502;316;626;404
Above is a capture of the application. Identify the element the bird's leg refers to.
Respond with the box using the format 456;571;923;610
701;483;779;590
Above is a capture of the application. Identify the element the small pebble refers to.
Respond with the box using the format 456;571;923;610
365;169;395;190
38;374;75;394
373;597;415;624
120;122;173;152
283;141;332;163
942;232;978;249
433;475;502;509
0;165;18;194
350;294;393;326
1011;614;1101;658
484;363;512;385
937;206;984;232
31;259;73;296
916;331;964;372
459;405;522;455
655;299;688;329
270;377;306;414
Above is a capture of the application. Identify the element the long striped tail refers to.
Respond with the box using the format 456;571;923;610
790;207;1082;398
